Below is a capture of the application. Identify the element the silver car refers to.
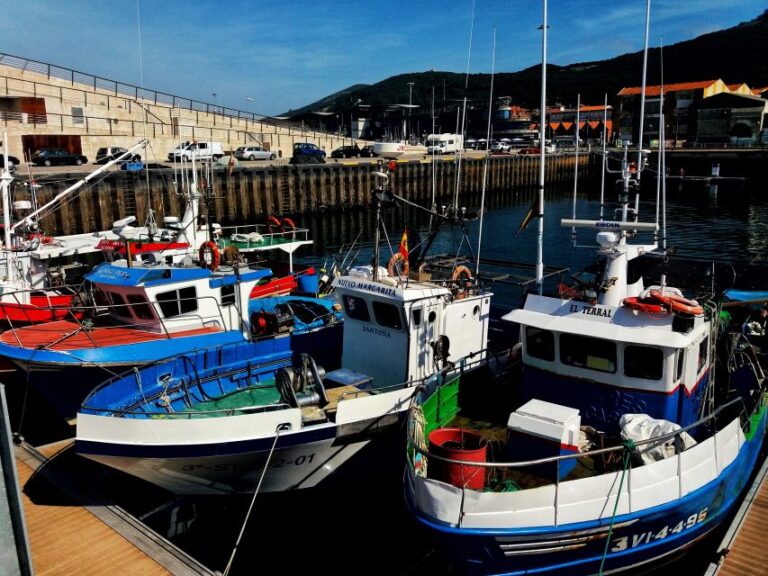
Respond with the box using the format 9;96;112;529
234;146;276;161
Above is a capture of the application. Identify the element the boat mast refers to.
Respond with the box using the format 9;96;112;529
600;93;607;220
535;0;548;293
475;26;496;277
633;0;651;220
1;131;12;253
571;93;580;240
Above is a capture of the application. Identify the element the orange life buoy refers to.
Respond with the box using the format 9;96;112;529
281;217;296;237
199;240;220;271
451;265;472;283
267;216;283;234
649;290;704;316
387;252;409;277
623;296;667;314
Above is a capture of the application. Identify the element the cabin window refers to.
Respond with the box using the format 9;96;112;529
624;345;663;380
107;292;127;309
343;295;370;321
156;287;198;318
412;309;422;326
560;334;616;373
373;301;403;330
526;327;554;361
221;285;235;306
676;351;685;381
126;294;154;320
698;337;709;373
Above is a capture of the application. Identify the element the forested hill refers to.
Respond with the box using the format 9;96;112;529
285;9;768;115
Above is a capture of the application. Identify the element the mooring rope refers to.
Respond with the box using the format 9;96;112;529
598;439;636;575
222;424;285;576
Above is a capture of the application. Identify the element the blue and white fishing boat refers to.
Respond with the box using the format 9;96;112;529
405;144;768;576
0;258;336;417
73;163;497;494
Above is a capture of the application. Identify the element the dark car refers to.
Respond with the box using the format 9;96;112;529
31;148;88;166
0;154;20;169
331;145;361;159
289;142;326;164
359;145;378;158
94;146;141;164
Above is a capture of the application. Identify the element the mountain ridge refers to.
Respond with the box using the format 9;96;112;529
284;9;768;117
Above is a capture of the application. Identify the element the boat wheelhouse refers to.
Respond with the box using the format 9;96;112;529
73;162;496;495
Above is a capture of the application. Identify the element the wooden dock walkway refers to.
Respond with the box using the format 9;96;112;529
704;454;768;576
15;439;217;576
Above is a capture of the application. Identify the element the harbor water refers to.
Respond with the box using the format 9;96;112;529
11;174;767;575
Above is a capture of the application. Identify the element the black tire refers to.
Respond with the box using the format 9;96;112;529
248;155;256;161
133;155;141;162
213;155;223;161
75;158;83;166
269;154;276;160
44;159;52;167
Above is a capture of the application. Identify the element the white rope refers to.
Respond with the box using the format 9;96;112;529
223;425;284;576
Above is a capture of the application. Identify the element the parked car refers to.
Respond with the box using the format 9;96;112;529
331;145;361;158
234;146;276;161
517;147;541;155
0;154;20;169
167;141;224;162
359;145;378;158
94;147;141;164
31;148;87;166
290;142;326;164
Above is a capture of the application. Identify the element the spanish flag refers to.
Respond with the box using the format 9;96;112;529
516;197;541;235
399;227;409;260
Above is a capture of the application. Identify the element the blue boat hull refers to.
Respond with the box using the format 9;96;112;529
407;407;768;576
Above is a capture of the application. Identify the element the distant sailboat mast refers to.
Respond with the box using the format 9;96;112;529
535;0;548;293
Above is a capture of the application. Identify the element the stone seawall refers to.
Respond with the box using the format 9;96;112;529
16;153;594;236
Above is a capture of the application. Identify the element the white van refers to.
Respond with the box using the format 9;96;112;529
167;141;224;162
426;133;463;155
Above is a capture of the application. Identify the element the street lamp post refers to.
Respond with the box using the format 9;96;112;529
245;97;254;121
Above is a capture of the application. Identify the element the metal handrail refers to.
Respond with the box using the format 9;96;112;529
408;395;750;471
1;292;236;347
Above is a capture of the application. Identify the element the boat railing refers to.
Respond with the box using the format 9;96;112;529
0;292;235;347
219;224;310;246
84;400;294;419
408;394;756;496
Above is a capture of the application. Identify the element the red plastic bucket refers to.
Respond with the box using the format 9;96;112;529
428;428;487;489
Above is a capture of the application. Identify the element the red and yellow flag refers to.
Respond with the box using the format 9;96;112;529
399;227;409;260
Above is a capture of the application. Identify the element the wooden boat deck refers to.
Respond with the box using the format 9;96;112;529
0;320;221;350
15;440;216;575
705;454;768;576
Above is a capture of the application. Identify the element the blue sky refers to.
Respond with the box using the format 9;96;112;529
1;1;764;115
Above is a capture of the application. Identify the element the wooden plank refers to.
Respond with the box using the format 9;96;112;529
708;455;768;576
16;441;217;576
16;456;169;576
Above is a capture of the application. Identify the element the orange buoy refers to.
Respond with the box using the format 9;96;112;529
198;241;220;271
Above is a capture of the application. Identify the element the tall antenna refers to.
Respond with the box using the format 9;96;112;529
535;0;548;294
